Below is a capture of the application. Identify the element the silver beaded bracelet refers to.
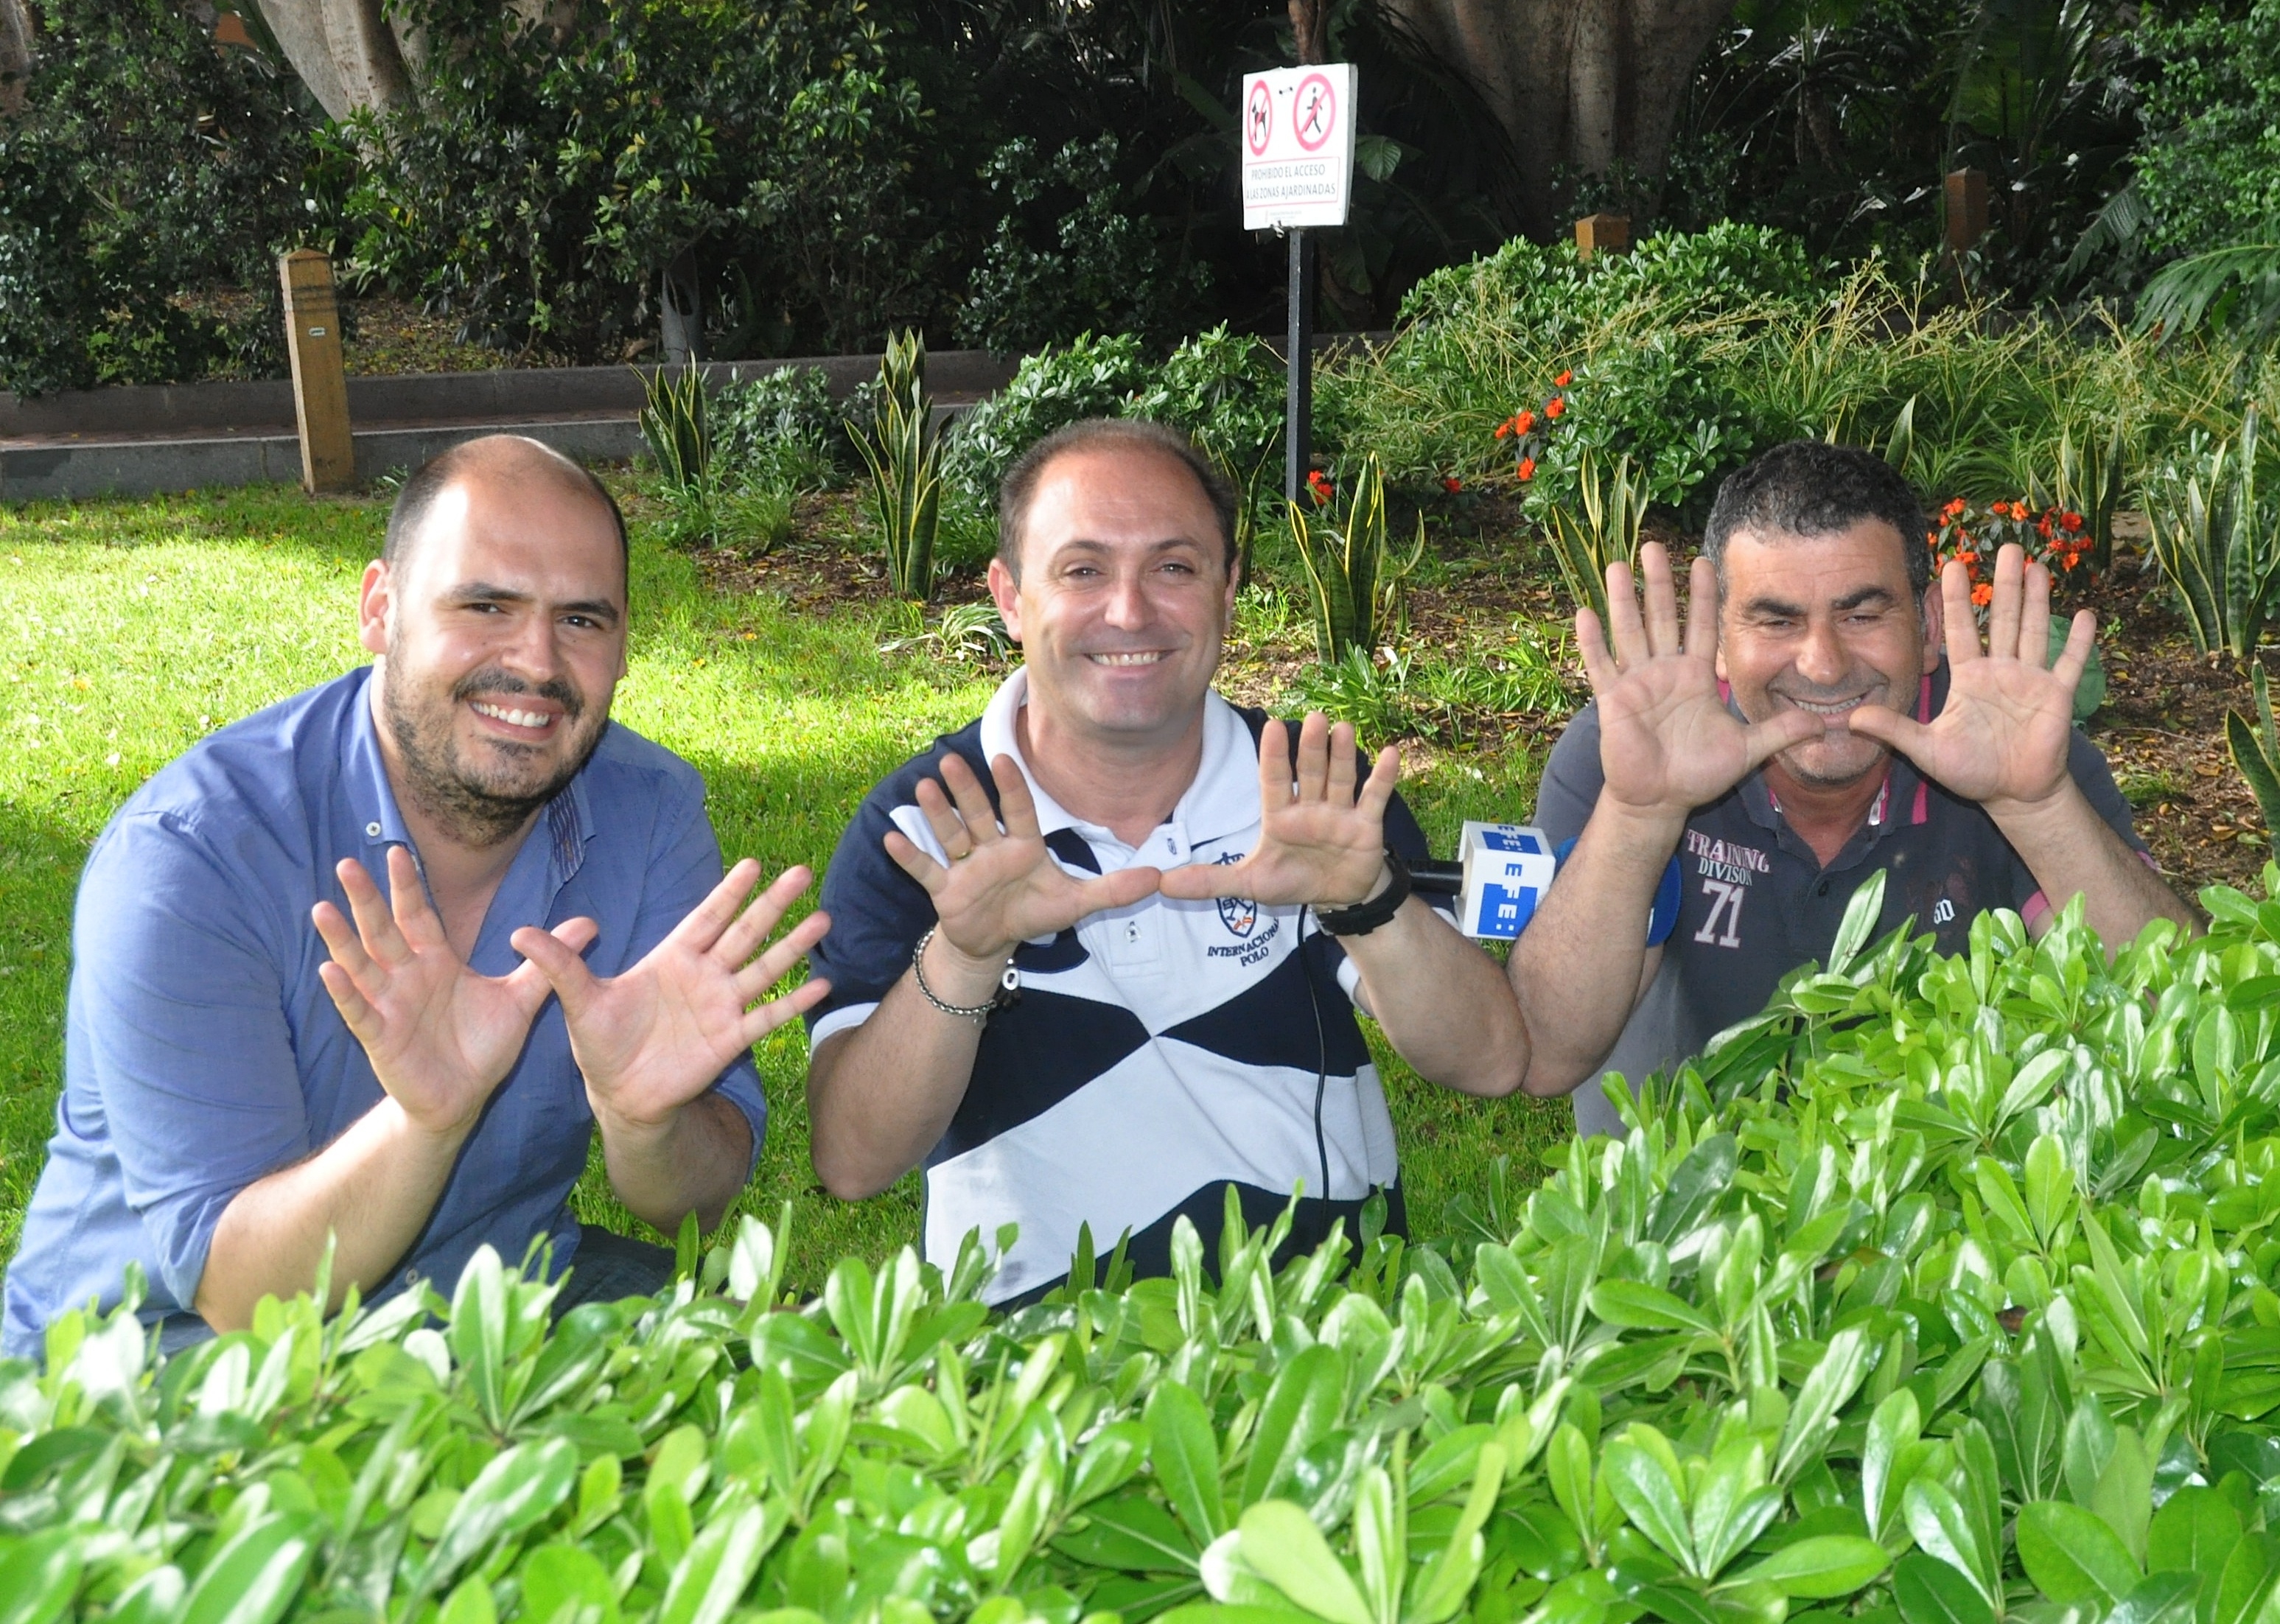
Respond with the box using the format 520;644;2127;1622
911;925;1020;1024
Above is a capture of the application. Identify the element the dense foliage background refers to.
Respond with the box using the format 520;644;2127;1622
1;0;2277;393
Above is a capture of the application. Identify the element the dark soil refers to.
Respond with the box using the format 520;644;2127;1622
683;491;2276;903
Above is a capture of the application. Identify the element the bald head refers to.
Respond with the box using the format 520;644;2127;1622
384;435;627;584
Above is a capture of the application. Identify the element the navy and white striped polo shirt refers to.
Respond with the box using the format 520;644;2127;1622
806;670;1433;1303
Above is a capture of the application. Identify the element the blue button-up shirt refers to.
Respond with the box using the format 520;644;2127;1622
2;666;767;1357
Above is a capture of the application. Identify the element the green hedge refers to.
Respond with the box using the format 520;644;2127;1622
7;866;2280;1624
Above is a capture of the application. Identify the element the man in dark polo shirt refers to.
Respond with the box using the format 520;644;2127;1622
1512;440;2195;1134
804;419;1526;1303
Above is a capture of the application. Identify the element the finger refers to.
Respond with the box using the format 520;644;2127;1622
1159;858;1246;899
1077;865;1164;911
1941;559;1982;667
316;960;383;1049
2051;608;2097;693
1354;744;1400;823
385;846;449;953
716;867;818;965
1294;712;1332;803
730;910;833;1004
1987;544;2026;659
1258;717;1294;807
2018;559;2053;668
311;898;377;981
939;753;1006;846
510;923;603;1016
1684;555;1719;662
987;753;1043;842
1842;704;1932;759
1604;557;1648;668
552;916;601;956
882;828;948;895
1738;708;1825;770
1325;717;1359;806
665;858;764;956
1639;542;1682;656
912;774;973;858
337;857;411;969
741;976;835;1046
1576;604;1620;696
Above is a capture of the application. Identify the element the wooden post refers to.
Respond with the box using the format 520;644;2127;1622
279;249;355;494
1575;212;1630;262
1944;169;1989;256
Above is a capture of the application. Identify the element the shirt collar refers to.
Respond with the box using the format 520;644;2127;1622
338;665;596;883
974;668;1260;854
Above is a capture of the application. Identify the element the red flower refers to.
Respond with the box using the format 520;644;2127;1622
1517;457;1537;480
1971;581;1993;607
2062;553;2080;570
1444;476;1464;493
1515;409;1536;435
1307;469;1333;505
1942;497;1968;517
1545;397;1566;420
1554;369;1573;387
2061;511;2083;531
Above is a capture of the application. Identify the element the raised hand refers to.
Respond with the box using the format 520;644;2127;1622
312;847;595;1136
886;752;1161;964
1159;712;1394;908
1584;544;1820;816
510;861;830;1133
1846;542;2091;812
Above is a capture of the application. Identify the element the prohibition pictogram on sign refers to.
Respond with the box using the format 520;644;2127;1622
1293;71;1337;152
1245;80;1273;158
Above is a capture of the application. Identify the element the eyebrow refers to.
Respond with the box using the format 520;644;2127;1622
1049;536;1210;559
444;581;623;626
1741;585;1898;618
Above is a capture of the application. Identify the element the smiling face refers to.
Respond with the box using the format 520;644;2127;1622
987;442;1237;750
1716;518;1944;791
360;468;628;848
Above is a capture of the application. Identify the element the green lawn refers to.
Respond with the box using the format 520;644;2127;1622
0;484;1574;1299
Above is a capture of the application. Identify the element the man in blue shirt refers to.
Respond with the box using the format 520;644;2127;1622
4;435;828;1356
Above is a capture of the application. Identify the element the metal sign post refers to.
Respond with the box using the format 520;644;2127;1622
1242;64;1356;509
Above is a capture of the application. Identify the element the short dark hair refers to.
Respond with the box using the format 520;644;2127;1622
383;435;629;576
1702;440;1931;598
996;418;1239;578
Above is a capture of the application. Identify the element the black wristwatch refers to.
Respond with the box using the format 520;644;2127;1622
1312;850;1413;937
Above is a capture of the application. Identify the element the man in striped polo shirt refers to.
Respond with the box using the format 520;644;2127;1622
805;419;1527;1303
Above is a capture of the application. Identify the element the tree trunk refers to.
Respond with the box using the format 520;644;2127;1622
0;0;32;119
1383;0;1736;239
249;0;410;119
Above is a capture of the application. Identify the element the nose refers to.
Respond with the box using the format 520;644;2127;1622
1795;615;1849;689
1104;567;1150;631
495;606;564;683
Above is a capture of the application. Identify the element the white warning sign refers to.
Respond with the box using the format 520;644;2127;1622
1241;64;1357;231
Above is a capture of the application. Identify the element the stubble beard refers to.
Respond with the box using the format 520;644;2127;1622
381;664;606;849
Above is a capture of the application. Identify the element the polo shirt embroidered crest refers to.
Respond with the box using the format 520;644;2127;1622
1534;665;2150;1137
807;669;1438;1304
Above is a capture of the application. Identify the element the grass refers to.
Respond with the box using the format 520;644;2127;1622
0;484;1574;1301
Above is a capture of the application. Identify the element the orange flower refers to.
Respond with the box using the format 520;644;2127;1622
1307;469;1333;505
1494;421;1511;440
2061;511;2083;531
2062;553;2080;570
1517;457;1537;480
1545;397;1566;420
1942;497;1967;517
1554;369;1573;387
2009;501;2030;522
1444;476;1464;493
1971;581;1993;607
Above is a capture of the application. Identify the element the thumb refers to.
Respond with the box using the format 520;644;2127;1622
1158;859;1241;900
1738;707;1824;769
511;922;602;1012
1081;865;1165;911
1839;704;1928;756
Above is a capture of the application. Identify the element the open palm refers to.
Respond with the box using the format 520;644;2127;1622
513;861;830;1131
1161;713;1394;908
1847;545;2089;810
1584;547;1821;815
884;751;1161;962
312;847;593;1135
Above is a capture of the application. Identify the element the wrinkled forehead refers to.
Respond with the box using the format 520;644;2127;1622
1718;517;1920;603
1020;445;1225;567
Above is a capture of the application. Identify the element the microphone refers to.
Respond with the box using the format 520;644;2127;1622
1419;822;1682;945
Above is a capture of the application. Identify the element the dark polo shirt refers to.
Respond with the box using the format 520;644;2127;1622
1536;668;2146;1132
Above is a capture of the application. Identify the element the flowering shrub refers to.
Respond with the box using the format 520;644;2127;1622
1493;369;1573;487
1928;497;2095;610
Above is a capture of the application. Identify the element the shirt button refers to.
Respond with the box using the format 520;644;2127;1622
366;822;382;838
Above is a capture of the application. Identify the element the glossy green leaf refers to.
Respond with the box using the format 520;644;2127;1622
1729;1536;1890;1598
2017;1499;2141;1603
179;1514;317;1624
1149;1379;1227;1544
0;1529;83;1624
1891;1552;1994;1624
424;1437;578;1592
1236;1500;1374;1624
659;1498;777;1624
2147;1485;2242;1581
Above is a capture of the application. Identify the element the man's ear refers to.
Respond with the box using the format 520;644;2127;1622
987;556;1022;642
357;559;392;657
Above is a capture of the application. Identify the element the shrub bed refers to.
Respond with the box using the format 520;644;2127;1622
7;868;2280;1624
